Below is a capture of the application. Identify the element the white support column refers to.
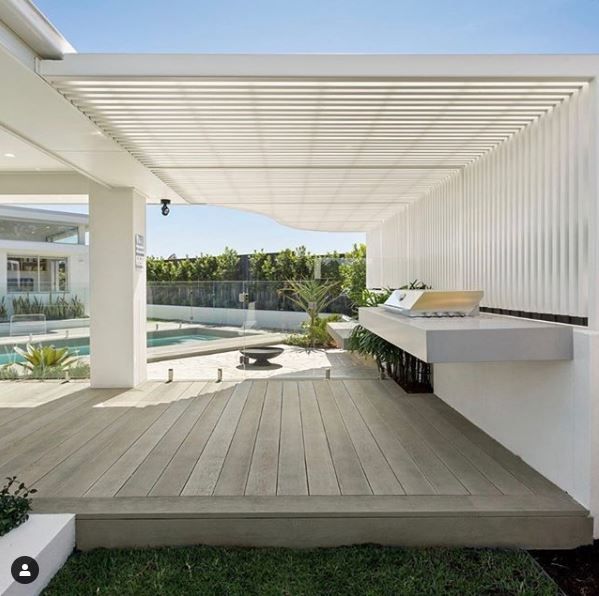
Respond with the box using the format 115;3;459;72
89;185;146;388
588;76;599;537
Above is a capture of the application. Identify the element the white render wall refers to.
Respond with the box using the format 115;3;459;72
434;329;599;535
367;83;593;320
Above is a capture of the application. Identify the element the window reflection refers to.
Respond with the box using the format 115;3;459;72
7;256;68;292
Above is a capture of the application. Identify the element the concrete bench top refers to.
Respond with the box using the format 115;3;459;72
358;306;573;363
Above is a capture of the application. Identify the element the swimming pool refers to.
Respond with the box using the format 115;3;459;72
0;331;220;366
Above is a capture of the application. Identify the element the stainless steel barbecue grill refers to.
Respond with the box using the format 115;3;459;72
382;289;484;318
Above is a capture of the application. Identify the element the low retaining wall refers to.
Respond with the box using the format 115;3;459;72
148;304;309;331
0;317;89;336
0;514;75;595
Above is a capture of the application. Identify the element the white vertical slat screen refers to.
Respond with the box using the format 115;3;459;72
367;84;592;319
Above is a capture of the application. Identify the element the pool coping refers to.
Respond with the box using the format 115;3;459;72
147;332;288;362
0;323;288;364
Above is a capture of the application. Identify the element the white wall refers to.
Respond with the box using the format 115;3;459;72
148;303;309;331
434;328;599;535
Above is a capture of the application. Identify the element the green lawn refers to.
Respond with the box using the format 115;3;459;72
44;544;558;596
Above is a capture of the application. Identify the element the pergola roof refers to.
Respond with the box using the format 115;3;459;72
0;55;575;230
39;55;589;231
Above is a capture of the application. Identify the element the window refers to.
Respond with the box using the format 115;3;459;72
0;218;80;244
7;256;68;293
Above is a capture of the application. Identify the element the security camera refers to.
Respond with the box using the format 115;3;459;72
160;199;171;216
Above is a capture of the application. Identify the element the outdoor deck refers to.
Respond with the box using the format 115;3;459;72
0;379;592;550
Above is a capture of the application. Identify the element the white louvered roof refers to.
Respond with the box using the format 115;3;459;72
40;55;588;231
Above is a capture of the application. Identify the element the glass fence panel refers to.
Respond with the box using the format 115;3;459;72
0;284;90;380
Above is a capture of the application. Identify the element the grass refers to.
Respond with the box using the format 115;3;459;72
44;544;558;596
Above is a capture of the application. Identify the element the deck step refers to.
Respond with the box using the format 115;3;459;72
34;496;593;551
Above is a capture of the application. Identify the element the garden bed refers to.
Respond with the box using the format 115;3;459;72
532;540;599;596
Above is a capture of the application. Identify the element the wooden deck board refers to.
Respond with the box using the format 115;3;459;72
343;380;435;495
313;380;372;495
214;380;267;496
15;400;130;488
85;383;195;497
0;378;589;549
150;383;235;496
397;391;533;495
372;381;501;495
0;388;114;470
117;382;213;497
277;382;308;495
358;380;468;495
329;380;404;495
299;382;340;496
36;401;171;497
182;381;252;496
245;381;282;496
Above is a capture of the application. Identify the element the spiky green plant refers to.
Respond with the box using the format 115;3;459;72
282;279;339;348
14;344;78;375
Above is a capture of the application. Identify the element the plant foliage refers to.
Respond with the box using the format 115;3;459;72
286;314;342;348
0;476;37;537
282;280;340;348
347;325;432;393
14;344;79;375
339;243;367;310
11;294;85;320
0;297;7;321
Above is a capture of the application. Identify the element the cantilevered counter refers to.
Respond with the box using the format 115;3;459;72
358;307;573;362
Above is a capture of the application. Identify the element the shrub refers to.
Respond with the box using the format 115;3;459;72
359;288;392;308
11;294;85;320
15;344;79;375
286;314;342;348
282;280;340;348
0;364;19;380
347;324;432;393
0;476;37;537
339;243;367;310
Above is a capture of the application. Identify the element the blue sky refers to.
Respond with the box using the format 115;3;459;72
35;0;599;256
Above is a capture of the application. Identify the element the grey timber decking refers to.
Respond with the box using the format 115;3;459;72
0;379;591;549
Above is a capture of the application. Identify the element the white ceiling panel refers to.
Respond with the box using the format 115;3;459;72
40;56;587;231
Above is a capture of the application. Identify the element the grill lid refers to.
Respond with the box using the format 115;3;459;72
383;290;484;317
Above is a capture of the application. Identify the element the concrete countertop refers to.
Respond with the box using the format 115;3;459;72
358;306;573;363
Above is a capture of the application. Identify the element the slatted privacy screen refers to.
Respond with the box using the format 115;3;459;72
367;83;593;320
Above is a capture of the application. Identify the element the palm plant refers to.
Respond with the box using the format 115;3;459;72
282;279;339;348
14;344;78;377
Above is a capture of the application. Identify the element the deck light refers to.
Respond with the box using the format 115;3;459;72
160;199;171;216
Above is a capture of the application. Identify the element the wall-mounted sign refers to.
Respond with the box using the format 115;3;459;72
135;234;145;269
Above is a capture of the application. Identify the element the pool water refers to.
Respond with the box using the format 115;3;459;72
0;333;218;365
